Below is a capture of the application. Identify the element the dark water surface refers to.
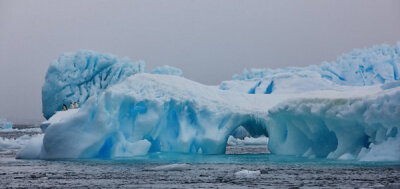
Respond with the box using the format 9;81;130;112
1;127;400;188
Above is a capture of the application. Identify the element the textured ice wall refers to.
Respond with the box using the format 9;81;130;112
30;74;399;161
222;43;400;94
42;50;145;119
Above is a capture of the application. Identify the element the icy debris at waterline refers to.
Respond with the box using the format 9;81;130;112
234;170;261;178
20;74;400;161
147;164;191;171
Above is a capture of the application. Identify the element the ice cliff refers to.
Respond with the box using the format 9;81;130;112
21;43;400;161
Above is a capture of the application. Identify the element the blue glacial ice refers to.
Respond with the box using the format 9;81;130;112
0;118;13;131
42;50;145;119
19;43;400;161
151;65;183;76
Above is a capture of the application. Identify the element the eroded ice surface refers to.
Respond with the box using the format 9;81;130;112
42;50;145;119
19;43;400;161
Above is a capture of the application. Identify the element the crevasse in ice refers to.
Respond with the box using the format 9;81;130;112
20;43;400;161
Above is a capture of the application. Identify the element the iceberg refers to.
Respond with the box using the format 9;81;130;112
19;43;400;161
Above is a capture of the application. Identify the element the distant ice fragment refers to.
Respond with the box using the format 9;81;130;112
148;164;191;171
151;65;183;76
234;170;261;178
0;118;13;131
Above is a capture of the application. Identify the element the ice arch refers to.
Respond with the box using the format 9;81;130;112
28;74;399;161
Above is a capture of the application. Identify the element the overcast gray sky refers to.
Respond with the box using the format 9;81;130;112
0;0;399;123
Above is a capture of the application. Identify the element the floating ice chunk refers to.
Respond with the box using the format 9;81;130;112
234;170;261;178
151;65;182;76
1;123;13;131
0;119;13;131
148;164;191;171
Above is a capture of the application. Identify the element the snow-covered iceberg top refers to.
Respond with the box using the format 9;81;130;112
21;43;400;161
